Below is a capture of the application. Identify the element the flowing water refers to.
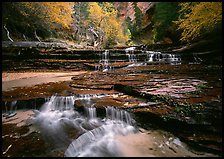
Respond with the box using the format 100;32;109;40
125;47;137;63
2;94;214;157
29;95;138;157
124;47;182;67
2;47;221;157
145;51;181;65
96;50;114;72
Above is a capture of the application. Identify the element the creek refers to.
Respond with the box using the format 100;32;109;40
2;47;222;157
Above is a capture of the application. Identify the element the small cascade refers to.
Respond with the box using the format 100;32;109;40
105;106;134;125
3;100;17;118
146;51;181;64
65;106;136;157
168;54;181;65
41;96;75;112
64;123;136;157
31;94;137;156
31;96;80;147
125;47;137;63
85;106;97;120
97;50;113;72
10;101;17;113
99;50;109;66
147;53;154;62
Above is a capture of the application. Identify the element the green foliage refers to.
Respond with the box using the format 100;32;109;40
126;2;144;40
152;2;181;44
2;2;49;40
2;2;75;41
176;2;222;43
174;102;204;116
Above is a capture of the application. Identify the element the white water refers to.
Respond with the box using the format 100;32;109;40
30;95;217;157
65;106;136;157
146;51;181;65
97;50;114;72
31;95;137;156
125;47;137;63
126;62;146;68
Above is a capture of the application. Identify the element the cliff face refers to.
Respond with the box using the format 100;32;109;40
114;2;156;44
114;2;153;20
114;2;155;25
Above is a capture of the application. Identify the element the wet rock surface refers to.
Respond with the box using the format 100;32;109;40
67;64;222;155
2;55;222;156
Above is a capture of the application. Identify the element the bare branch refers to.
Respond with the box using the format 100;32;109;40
4;25;14;42
34;30;41;42
23;34;27;41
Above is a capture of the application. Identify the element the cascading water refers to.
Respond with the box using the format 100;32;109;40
4;92;213;157
3;100;17;118
65;106;137;157
146;51;181;65
125;47;137;63
31;95;137;156
105;106;134;125
31;96;80;147
97;50;114;72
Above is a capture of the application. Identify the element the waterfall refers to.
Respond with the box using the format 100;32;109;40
128;54;137;62
125;47;137;63
99;50;109;66
85;107;97;120
31;96;80;147
147;53;154;62
10;101;17;113
146;51;181;65
105;106;134;125
31;95;137;156
3;100;17;118
97;50;113;72
40;96;75;112
168;54;181;65
65;106;136;157
64;123;136;157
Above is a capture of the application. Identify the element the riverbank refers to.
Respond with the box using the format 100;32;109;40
2;71;87;92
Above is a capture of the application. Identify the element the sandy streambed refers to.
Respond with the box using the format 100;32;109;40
2;71;87;92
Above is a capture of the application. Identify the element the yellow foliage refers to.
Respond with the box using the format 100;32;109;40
42;2;74;30
88;2;129;45
88;2;104;27
176;2;222;43
18;2;74;31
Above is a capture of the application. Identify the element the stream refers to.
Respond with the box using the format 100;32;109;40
2;47;222;157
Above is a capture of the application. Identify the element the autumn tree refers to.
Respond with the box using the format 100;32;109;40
176;2;222;43
87;2;129;47
2;2;75;41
